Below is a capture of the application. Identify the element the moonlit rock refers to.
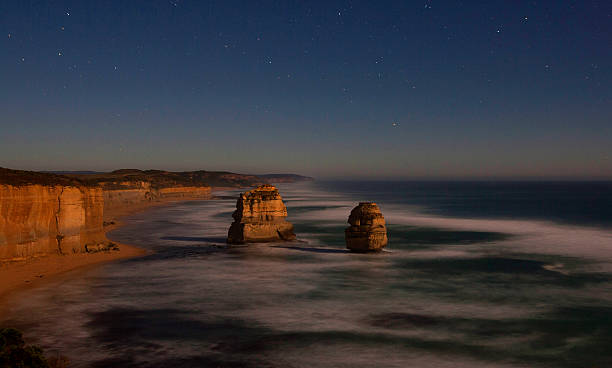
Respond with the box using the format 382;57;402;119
227;185;296;244
345;202;388;252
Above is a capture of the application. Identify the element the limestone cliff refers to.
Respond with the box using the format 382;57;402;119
0;184;108;260
0;168;211;261
227;185;296;244
0;167;308;260
102;181;211;220
345;202;388;252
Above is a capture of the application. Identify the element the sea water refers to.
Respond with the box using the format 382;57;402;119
2;181;612;367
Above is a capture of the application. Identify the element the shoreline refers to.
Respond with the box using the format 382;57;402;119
0;190;233;321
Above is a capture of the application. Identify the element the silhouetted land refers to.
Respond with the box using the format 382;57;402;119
0;168;313;188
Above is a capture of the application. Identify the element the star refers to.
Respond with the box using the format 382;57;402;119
58;51;63;56
392;122;400;127
7;33;11;39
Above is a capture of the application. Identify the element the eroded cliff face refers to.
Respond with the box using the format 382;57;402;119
102;181;211;220
0;182;212;260
227;185;296;244
0;185;108;260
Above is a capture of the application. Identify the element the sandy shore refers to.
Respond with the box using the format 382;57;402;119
0;191;230;320
0;216;148;319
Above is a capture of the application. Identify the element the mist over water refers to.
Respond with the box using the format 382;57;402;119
2;181;612;367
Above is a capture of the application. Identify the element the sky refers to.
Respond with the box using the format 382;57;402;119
1;0;611;179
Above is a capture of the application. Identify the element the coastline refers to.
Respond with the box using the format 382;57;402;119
0;191;230;321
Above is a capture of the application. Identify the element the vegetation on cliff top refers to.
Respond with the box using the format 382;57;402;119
0;168;84;187
0;167;312;189
68;169;263;189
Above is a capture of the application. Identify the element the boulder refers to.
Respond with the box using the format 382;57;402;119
227;185;296;244
345;202;388;252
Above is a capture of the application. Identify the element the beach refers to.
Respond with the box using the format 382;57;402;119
0;224;145;320
0;191;226;320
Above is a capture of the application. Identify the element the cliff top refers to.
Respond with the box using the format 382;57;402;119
1;167;312;189
0;167;312;189
0;167;87;187
69;170;261;189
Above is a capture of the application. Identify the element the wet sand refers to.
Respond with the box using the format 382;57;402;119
0;229;146;319
0;190;230;320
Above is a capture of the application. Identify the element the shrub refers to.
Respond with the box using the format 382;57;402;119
0;328;50;368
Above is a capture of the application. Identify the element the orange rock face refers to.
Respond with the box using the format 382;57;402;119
345;202;388;252
227;185;296;244
0;184;108;260
0;179;212;261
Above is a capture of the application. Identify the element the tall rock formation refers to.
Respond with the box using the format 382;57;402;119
345;202;388;252
227;185;296;244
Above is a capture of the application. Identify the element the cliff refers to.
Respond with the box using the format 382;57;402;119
102;182;211;220
345;202;388;252
0;168;217;260
227;185;296;244
0;167;308;260
0;184;108;260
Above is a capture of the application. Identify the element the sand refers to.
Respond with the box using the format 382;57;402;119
0;227;146;319
0;189;236;320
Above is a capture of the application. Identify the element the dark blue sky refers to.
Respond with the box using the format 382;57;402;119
1;1;611;178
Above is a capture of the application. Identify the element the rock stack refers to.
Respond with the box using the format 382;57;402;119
227;185;296;244
345;202;388;252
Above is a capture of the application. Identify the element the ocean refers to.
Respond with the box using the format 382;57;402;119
2;180;612;367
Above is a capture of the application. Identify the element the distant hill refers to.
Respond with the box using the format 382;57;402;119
258;174;314;183
43;171;104;175
1;168;312;188
0;167;85;186
65;169;265;189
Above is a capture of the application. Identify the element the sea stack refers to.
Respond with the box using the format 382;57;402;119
227;184;296;244
345;202;388;252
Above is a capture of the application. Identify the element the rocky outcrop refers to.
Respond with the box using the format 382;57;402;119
345;202;388;252
0;184;109;260
227;185;296;244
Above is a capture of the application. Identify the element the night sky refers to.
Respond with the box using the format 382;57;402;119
1;1;611;179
